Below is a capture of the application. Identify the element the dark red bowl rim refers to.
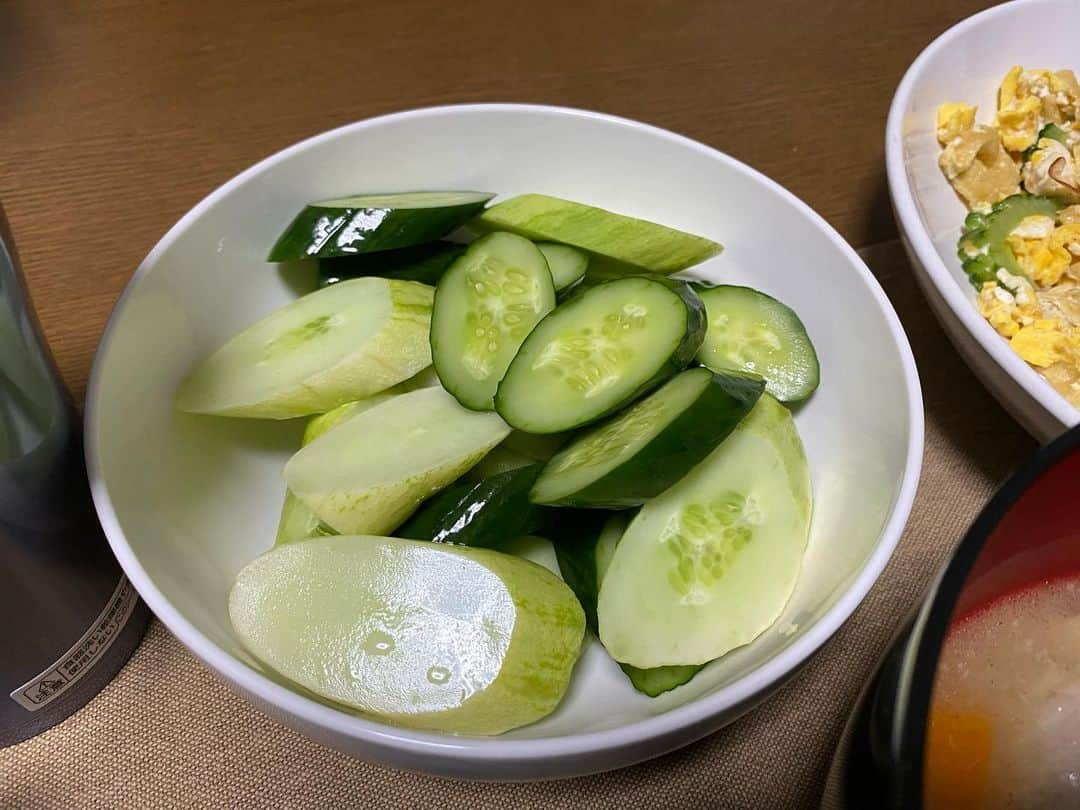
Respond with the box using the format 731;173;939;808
894;423;1080;807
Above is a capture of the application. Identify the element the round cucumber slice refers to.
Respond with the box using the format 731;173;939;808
431;233;556;411
495;277;706;433
283;386;510;535
597;395;812;668
694;285;819;403
268;191;493;261
229;535;585;734
531;367;764;508
176;278;433;419
536;242;589;291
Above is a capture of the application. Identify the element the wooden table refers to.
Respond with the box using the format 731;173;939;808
1;2;1037;807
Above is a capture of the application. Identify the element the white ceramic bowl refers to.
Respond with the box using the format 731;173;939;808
887;0;1080;441
86;104;922;780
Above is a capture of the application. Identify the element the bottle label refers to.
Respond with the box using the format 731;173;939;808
8;575;139;712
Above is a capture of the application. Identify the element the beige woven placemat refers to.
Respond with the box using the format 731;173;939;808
0;243;1038;809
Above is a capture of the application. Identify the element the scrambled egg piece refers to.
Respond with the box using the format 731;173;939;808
997;66;1043;150
977;277;1042;338
1010;319;1068;367
938;124;1020;208
998;66;1080;139
1039;282;1080;323
1051;70;1080;119
1006;226;1071;287
937;103;976;145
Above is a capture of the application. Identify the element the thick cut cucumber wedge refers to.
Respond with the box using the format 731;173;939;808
495;277;706;433
268;191;493;261
398;463;548;548
431;233;557;410
472;194;722;273
283;387;510;535
319;241;467;287
695;285;819;403
229;535;585;734
598;395;812;668
275;394;399;546
531;368;764;508
176;278;433;419
553;513;702;696
537;243;588;291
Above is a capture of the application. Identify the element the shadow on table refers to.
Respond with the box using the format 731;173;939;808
859;174;1037;481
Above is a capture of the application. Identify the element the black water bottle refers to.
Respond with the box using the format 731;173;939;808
0;205;148;747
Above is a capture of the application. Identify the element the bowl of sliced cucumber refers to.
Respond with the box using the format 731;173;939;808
86;104;923;780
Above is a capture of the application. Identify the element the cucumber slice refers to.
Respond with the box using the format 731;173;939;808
619;664;702;697
283;386;510;535
472;194;722;273
575;256;669;292
694;285;819;403
431;233;557;411
465;444;535;481
176;278;433;419
531;368;764;508
598;395;812;668
229;535;585;734
536;243;588;291
274;491;335;546
553;513;703;696
319;241;467;287
275;395;399;546
495;277;706;433
396;364;442;392
553;512;626;634
268;191;493;261
397;463;548;548
502;430;570;461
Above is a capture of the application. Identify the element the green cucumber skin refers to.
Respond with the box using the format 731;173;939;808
319;242;467;287
268;194;492;261
619;663;702;697
551;511;614;634
494;277;707;433
471;194;722;274
396;463;550;548
532;370;765;509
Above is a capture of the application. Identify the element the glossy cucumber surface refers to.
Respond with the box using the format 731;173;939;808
268;191;493;261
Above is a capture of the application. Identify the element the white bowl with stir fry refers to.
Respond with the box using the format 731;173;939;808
87;104;921;779
887;0;1080;440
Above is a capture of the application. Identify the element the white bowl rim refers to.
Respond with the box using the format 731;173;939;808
85;102;924;764
885;0;1080;432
